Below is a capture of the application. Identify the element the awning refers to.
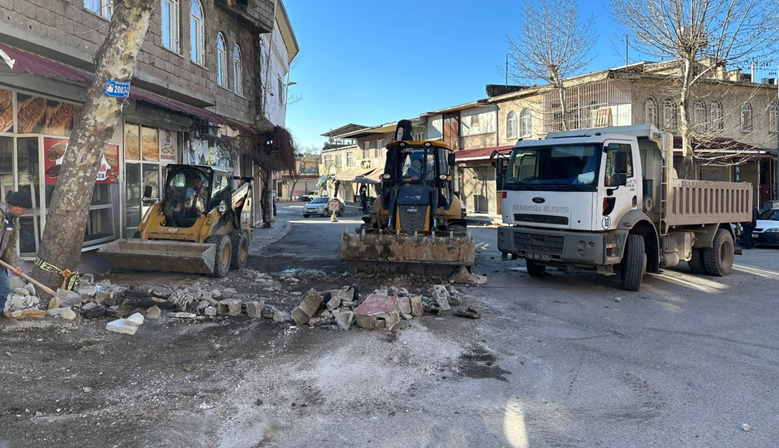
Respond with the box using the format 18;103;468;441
333;167;374;182
315;174;327;189
0;43;253;134
355;169;383;184
455;144;514;163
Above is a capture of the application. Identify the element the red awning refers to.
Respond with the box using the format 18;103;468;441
0;43;253;134
455;144;514;163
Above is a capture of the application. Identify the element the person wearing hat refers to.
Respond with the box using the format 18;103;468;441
0;191;31;316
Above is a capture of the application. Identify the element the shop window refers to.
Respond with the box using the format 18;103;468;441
16;93;46;134
141;126;159;161
125;123;140;160
0;89;14;133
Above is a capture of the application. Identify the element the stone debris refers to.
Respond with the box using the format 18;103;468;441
218;299;242;316
146;306;161;319
291;288;324;325
448;266;487;285
168;312;197;319
354;294;400;331
126;312;144;326
106;319;139;335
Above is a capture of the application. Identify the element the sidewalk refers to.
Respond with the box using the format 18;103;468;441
248;216;292;255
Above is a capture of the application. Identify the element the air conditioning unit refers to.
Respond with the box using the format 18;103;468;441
194;123;220;139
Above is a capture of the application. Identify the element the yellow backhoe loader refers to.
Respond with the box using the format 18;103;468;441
340;120;475;275
99;164;253;277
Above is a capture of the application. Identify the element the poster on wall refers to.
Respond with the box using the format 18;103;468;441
43;138;120;185
159;129;177;163
187;139;232;167
0;88;14;132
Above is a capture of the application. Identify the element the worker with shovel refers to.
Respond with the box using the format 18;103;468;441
0;191;31;317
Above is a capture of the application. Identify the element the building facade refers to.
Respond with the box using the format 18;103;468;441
0;0;297;270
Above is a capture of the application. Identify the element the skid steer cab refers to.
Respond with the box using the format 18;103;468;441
99;164;254;277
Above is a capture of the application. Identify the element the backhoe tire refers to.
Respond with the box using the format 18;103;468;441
447;224;467;235
229;231;249;270
206;235;232;278
702;228;733;276
620;234;645;291
688;248;706;274
526;259;546;277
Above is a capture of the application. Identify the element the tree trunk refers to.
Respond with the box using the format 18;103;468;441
679;58;695;179
555;78;569;131
32;0;155;292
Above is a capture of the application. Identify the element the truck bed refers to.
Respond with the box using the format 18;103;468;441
665;179;752;227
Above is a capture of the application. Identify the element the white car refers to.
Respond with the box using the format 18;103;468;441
302;197;344;218
752;208;779;247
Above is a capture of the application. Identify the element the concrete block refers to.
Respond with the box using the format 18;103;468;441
13;287;29;296
60;307;77;321
291;306;310;325
204;306;217;317
354;313;376;329
106;319;138;335
218;299;242;316
326;296;341;311
245;301;263;318
354;294;399;330
273;309;291;322
379;311;400;331
298;289;324;317
168;312;197;319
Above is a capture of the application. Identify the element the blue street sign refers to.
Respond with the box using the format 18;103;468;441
105;80;130;98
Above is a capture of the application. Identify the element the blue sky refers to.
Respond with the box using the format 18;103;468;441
281;1;632;149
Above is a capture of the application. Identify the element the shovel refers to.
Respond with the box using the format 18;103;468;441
0;259;82;307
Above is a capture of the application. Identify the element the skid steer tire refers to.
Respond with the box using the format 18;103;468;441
620;234;645;291
688;248;706;274
702;228;733;276
206;235;232;278
447;224;467;236
526;259;546;278
229;231;249;270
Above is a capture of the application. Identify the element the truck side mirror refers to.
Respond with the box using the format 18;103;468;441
448;153;456;167
143;185;152;198
495;159;505;191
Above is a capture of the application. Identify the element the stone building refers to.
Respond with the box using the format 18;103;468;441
0;0;297;269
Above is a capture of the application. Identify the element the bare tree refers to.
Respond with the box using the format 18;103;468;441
505;0;597;131
610;0;779;176
32;0;155;293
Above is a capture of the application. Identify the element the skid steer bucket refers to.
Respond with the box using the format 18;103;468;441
99;240;217;274
340;230;475;276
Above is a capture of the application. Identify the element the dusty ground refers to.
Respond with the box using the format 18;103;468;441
0;266;489;448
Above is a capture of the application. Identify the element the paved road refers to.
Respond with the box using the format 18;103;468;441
260;201;779;447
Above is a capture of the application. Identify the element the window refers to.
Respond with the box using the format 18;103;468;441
663;98;677;131
693;100;707;131
740;103;753;132
519;109;531;137
84;0;112;19
378;139;386;149
770;104;778;134
216;34;227;88
161;0;179;52
233;45;243;95
362;142;370;159
414;132;423;141
644;98;658;128
711;100;724;130
189;0;205;65
346;152;354;167
335;154;342;168
506;110;517;139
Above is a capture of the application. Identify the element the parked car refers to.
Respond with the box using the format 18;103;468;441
752;208;779;246
300;191;319;202
302;197;344;218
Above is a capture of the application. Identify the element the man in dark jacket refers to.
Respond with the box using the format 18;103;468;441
0;191;31;316
742;207;759;249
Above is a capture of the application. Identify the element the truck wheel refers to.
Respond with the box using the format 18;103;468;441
702;228;733;276
688;248;706;274
620;234;645;291
206;235;232;278
526;259;546;277
229;231;249;270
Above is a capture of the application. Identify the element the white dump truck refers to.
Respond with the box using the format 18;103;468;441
496;124;752;291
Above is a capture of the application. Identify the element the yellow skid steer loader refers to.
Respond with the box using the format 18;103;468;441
100;164;253;277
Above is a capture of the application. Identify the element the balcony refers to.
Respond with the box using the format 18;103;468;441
214;0;274;34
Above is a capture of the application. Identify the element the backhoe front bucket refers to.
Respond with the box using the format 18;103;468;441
99;239;217;274
340;231;475;275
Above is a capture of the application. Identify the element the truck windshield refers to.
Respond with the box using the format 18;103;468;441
504;144;601;190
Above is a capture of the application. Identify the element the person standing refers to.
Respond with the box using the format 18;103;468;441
742;206;759;249
359;184;368;213
0;191;31;316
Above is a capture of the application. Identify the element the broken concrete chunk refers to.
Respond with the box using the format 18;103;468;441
299;289;324;317
273;309;292;322
396;297;411;315
326;296;341;311
448;266;487;285
378;311;400;331
354;294;398;330
291;307;310;325
126;313;145;326
336;310;354;330
168;312;197;319
409;295;424;318
60;308;77;321
13;287;30;296
145;305;161;319
106;319;138;335
204;306;217;317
